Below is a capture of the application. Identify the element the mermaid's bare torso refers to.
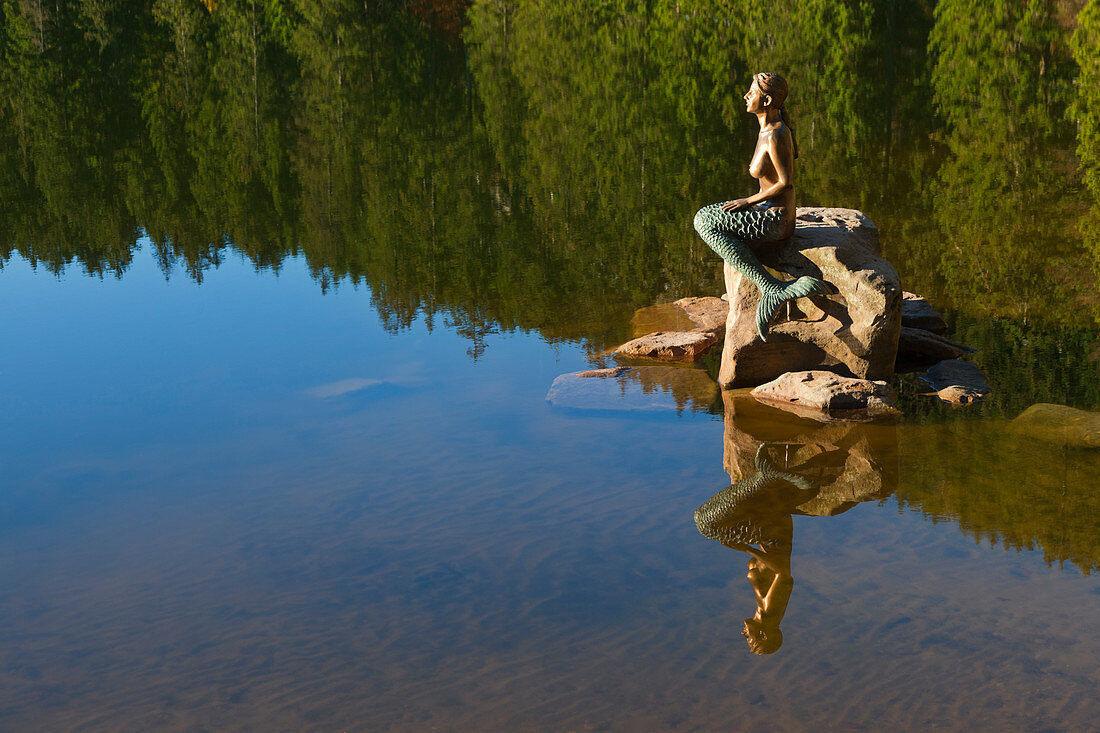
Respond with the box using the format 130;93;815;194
748;126;796;237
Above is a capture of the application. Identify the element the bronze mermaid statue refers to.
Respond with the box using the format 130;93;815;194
693;72;827;341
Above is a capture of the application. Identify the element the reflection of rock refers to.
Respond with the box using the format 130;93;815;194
922;359;990;404
546;365;718;413
897;327;973;362
616;330;719;361
674;296;728;332
622;297;728;361
902;291;947;333
1010;404;1100;449
721;391;898;517
751;371;898;420
629;303;697;338
719;207;902;388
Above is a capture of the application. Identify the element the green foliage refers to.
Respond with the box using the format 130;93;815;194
1070;0;1100;292
0;0;1094;345
925;0;1088;325
1073;0;1100;199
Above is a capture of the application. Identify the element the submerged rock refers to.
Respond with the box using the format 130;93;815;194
574;366;631;378
616;330;719;362
751;370;898;420
719;207;902;388
897;327;974;362
921;359;991;405
901;292;948;334
546;365;718;413
1010;404;1100;449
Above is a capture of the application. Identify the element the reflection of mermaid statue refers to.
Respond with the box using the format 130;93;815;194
694;445;816;654
693;72;827;341
695;391;900;654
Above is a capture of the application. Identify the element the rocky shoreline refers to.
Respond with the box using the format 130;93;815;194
547;207;1096;437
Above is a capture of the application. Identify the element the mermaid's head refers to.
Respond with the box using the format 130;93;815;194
752;72;797;159
742;617;784;655
752;72;789;110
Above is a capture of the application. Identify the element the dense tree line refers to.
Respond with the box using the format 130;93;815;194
0;0;1096;357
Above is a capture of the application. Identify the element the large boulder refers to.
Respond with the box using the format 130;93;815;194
719;207;902;388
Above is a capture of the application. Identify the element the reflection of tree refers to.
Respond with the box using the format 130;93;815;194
463;0;938;343
0;0;1095;370
1072;0;1100;295
466;1;735;310
0;0;143;275
896;420;1100;575
927;0;1084;323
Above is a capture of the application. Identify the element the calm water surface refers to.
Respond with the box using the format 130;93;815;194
2;1;1100;730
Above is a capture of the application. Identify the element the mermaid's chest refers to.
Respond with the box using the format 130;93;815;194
748;148;769;178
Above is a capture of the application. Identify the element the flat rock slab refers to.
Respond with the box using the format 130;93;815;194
546;366;718;413
720;207;902;388
922;359;990;404
674;296;729;333
1010;403;1100;449
897;327;973;362
902;292;947;333
617;330;719;362
751;370;898;420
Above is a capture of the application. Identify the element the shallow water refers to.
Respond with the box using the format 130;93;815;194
2;1;1100;730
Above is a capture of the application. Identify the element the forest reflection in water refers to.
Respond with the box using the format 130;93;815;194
556;362;1100;598
0;0;1097;407
1;0;1100;727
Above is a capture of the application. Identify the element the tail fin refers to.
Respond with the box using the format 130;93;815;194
755;276;829;341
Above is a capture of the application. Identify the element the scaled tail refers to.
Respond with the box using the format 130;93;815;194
755;276;830;342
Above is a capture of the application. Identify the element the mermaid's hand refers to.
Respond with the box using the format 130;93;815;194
720;198;752;212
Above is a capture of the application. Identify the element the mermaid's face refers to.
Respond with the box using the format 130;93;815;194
742;618;783;654
744;80;770;113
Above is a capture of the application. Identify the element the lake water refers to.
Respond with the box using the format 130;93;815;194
2;1;1099;730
